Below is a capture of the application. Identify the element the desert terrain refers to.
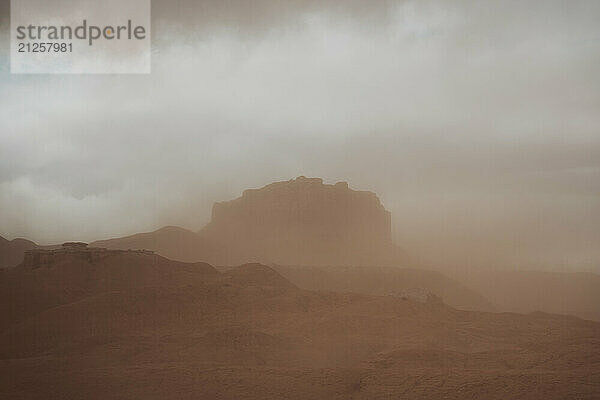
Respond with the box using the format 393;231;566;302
1;248;599;399
2;0;598;397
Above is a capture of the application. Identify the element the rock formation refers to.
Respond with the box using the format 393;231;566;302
200;176;396;266
92;177;402;267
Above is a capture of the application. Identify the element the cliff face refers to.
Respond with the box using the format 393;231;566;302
201;177;394;266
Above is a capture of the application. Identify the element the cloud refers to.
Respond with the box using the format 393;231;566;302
0;0;599;271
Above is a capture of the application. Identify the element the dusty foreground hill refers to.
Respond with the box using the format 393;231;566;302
270;265;496;312
1;250;599;399
271;265;600;321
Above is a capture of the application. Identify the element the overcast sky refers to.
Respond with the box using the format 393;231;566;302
1;0;599;271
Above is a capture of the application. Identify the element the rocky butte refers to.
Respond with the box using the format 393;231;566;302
201;177;397;266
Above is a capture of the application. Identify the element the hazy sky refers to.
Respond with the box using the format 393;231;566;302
1;0;599;271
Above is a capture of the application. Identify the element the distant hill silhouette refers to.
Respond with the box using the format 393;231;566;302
92;226;203;262
0;236;40;269
451;269;600;321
